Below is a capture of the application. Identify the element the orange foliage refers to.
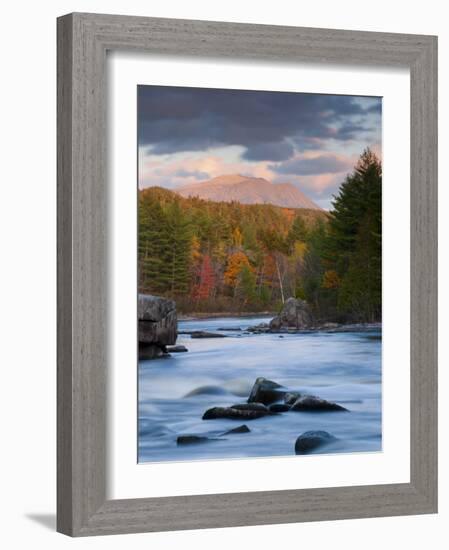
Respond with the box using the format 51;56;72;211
224;251;251;287
322;270;340;289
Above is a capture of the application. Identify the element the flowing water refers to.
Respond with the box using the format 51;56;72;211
138;316;382;463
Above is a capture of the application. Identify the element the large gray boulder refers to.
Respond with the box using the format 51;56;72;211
138;294;177;359
269;297;313;330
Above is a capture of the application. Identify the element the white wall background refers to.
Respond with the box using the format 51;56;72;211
0;1;445;548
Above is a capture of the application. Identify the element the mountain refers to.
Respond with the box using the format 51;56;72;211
176;174;322;210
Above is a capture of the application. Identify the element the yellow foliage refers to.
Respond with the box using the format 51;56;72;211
232;227;243;248
224;251;251;287
292;241;307;261
322;270;340;289
190;235;201;263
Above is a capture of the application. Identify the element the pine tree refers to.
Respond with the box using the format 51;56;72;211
138;196;171;293
165;201;193;296
236;264;257;306
287;215;308;250
325;148;382;321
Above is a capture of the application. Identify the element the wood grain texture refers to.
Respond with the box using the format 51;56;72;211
57;12;438;536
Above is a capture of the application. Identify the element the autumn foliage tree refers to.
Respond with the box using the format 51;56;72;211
224;251;251;289
194;254;215;301
138;149;381;320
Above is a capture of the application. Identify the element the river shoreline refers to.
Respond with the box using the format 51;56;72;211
177;311;277;321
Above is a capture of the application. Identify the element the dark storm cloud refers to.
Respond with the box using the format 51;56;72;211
138;86;381;162
272;154;353;176
242;140;295;161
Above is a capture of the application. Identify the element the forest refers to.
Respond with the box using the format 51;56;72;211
138;149;382;322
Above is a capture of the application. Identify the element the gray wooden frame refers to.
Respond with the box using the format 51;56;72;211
57;12;438;537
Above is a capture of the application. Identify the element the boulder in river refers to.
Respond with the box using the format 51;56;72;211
177;435;222;445
295;431;337;454
222;424;251;435
284;391;302;406
184;385;230;398
202;403;270;420
290;395;348;412
190;331;227;339
246;322;270;333
247;377;285;405
269;403;291;413
231;402;270;412
167;344;188;353
269;297;313;330
138;294;177;359
139;344;168;360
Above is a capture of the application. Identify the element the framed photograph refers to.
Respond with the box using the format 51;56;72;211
57;13;437;536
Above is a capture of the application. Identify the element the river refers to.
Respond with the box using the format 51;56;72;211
138;316;382;463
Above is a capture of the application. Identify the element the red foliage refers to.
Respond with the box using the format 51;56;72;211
194;254;215;300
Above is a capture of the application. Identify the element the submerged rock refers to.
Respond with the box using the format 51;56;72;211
139;420;174;438
202;403;270;420
217;327;242;331
269;297;313;330
269;403;291;413
167;344;188;353
247;322;270;333
295;431;337;454
290;395;348;412
222;424;251;435
190;331;227;339
177;435;222;445
139;344;168;360
184;385;230;398
247;377;285;405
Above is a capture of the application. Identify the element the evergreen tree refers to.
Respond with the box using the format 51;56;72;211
236;264;257;305
138;196;171;293
325;148;382;321
287;215;308;250
165;201;193;296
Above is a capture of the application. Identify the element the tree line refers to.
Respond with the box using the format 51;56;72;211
139;149;381;322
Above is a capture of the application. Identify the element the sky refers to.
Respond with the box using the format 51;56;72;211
138;85;382;210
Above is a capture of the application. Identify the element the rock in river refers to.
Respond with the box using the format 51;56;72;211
138;294;177;359
203;403;270;420
247;377;285;405
231;402;269;412
177;435;221;445
290;395;348;412
269;403;291;413
167;344;188;353
295;431;337;454
246;322;270;333
184;385;230;398
284;391;302;406
190;331;227;339
222;425;251;435
269;297;313;330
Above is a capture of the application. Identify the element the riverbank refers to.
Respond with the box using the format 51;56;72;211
177;311;277;321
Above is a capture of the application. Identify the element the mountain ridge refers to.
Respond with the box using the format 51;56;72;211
175;174;322;210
